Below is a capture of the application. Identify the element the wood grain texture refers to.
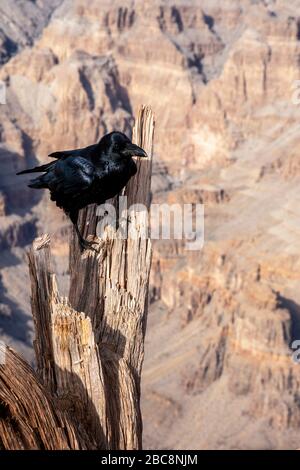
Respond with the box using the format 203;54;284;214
0;105;155;450
0;343;84;450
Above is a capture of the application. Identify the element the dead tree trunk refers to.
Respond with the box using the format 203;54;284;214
0;105;155;450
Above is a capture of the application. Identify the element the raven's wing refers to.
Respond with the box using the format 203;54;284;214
48;149;80;159
49;144;98;160
49;156;96;201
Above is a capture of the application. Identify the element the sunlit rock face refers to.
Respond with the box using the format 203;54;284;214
1;0;300;449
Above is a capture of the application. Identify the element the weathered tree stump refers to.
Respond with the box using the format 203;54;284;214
0;343;84;450
0;105;155;450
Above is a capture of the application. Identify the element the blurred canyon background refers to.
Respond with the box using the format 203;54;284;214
1;0;300;449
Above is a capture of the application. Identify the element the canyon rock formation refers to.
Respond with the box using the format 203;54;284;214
1;0;300;449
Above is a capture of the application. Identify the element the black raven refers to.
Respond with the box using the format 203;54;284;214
17;132;147;250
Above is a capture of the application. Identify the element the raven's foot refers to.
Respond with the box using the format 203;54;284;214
79;237;98;253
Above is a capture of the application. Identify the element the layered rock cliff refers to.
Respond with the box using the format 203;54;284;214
1;0;300;449
0;0;63;64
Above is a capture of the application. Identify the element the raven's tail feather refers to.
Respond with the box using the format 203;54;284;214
16;161;54;175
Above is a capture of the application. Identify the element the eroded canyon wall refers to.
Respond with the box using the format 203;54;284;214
1;0;300;449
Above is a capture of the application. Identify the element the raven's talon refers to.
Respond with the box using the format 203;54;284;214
79;239;98;253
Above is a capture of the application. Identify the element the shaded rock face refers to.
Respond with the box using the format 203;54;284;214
0;0;63;64
1;0;300;450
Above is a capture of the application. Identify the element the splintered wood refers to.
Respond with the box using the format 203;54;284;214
0;105;155;450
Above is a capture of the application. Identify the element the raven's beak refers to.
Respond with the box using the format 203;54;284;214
125;142;148;158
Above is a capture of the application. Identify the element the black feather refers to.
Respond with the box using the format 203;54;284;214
16;162;54;175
